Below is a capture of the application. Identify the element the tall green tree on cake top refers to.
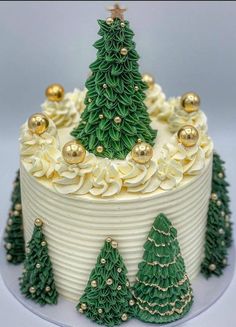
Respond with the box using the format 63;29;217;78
77;237;134;327
71;4;157;160
201;152;232;278
132;213;193;324
4;170;25;264
19;218;58;305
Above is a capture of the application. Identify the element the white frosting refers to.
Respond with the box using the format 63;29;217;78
41;88;86;128
21;157;212;301
20;113;213;197
20;120;60;178
145;84;167;118
53;153;95;195
167;97;207;133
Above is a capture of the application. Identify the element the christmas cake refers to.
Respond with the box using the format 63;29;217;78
4;4;232;326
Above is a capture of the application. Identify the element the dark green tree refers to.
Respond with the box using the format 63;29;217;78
77;237;134;327
4;170;25;264
201;152;232;277
201;200;228;278
19;218;58;305
212;152;232;247
133;213;193;324
71;14;157;160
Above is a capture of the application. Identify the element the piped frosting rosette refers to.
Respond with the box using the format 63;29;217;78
167;97;207;133
20;119;61;178
41;89;86;128
53;153;95;195
90;159;122;197
145;84;169;119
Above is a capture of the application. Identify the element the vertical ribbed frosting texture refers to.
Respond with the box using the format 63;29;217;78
21;157;212;302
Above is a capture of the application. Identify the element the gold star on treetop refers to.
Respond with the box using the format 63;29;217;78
108;3;126;21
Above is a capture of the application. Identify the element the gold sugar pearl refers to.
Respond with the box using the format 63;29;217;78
8;219;13;226
15;203;22;211
13;210;20;216
6;243;12;250
121;313;128;321
106;278;113;285
41;240;47;246
129;299;135;306
101;258;106;264
103;84;107;89
45;286;51;292
36;263;41;269
111;240;118;248
114;116;122;124
209;264;216;271
99;114;104;119
117;267;122;273
218;228;225;235
134;85;139;91
78;308;84;314
98;308;103;314
106;17;114;25
91;280;97;288
6;254;12;261
120;22;125;27
126;281;130;287
217;200;222;207
96;146;104;153
211;193;218;201
117;285;122;290
29;286;36;294
81;303;87;310
218;172;224;179
88;98;92;103
34;218;43;227
120;48;128;56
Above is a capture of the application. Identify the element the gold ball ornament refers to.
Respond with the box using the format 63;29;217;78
121;313;128;321
114;116;122;124
106;17;114;25
45;83;64;102
177;125;199;147
96;145;104;153
120;48;128;55
62;141;86;165
28;113;49;135
34;218;43;227
131;142;153;164
142;73;155;88
180;92;200;113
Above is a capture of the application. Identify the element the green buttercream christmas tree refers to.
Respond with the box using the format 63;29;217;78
77;237;134;327
19;218;58;305
212;152;232;247
4;170;25;264
201;152;232;278
133;213;193;324
71;5;157;160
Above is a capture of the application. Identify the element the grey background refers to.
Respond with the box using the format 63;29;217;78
0;1;235;326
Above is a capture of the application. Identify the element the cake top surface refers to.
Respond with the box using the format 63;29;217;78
19;10;213;199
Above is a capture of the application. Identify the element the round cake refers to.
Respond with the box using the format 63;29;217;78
20;115;212;301
4;5;233;326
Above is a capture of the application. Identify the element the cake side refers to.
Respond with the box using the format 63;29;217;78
21;155;212;301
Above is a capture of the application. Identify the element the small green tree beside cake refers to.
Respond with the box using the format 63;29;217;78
19;218;58;305
71;7;157;160
201;152;232;278
77;237;134;326
4;170;25;264
212;152;232;247
132;213;193;324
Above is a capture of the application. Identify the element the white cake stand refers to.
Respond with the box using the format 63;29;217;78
0;242;235;327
